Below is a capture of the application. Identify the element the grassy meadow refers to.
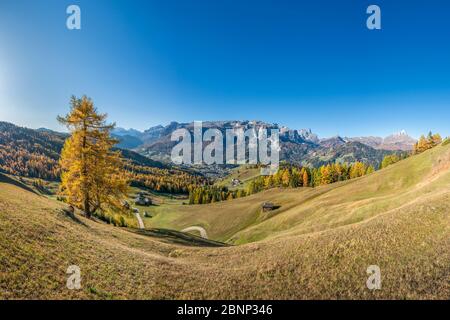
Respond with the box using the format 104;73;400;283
0;144;449;299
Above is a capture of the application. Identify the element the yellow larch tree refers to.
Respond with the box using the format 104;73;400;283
58;96;129;218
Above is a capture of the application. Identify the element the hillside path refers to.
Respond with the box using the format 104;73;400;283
181;226;208;239
134;212;145;229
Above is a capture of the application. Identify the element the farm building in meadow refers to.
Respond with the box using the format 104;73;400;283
135;193;152;206
262;202;276;212
231;178;241;187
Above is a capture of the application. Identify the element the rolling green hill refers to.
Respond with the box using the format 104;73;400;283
144;143;450;244
0;144;449;299
215;165;261;189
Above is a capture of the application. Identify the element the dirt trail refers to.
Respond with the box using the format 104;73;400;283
181;226;208;239
135;212;145;229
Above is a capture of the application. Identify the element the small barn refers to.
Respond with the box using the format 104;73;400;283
143;211;152;218
231;178;241;187
261;202;276;212
135;193;152;206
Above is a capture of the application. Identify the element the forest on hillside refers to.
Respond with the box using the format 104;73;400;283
1;121;444;199
0;122;207;194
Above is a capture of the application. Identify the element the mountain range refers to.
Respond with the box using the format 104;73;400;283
0;120;413;179
346;130;417;151
112;121;413;168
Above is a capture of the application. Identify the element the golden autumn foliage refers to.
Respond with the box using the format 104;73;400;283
0;121;206;195
58;96;129;217
191;161;377;205
414;131;442;154
380;153;406;169
0;122;62;180
125;162;206;194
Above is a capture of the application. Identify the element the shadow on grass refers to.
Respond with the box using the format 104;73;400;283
129;228;231;247
0;173;39;195
59;208;89;227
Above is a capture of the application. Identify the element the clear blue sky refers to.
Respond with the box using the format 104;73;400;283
0;0;449;138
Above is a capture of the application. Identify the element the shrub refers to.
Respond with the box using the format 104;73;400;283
119;216;126;227
92;210;129;227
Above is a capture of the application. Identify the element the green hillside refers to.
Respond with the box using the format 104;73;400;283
0;145;449;299
215;165;261;190
144;144;450;244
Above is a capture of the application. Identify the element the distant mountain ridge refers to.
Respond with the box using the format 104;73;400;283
2;120;407;174
113;122;416;152
347;130;417;151
112;121;405;168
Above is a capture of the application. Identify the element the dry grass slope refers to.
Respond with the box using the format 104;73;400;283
0;145;449;299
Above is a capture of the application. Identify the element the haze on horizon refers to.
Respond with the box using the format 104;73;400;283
0;0;449;139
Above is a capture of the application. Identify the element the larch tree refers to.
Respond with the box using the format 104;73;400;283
58;96;129;218
414;132;442;154
302;169;309;187
366;165;375;175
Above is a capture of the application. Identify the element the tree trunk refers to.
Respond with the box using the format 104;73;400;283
81;122;91;218
84;195;91;218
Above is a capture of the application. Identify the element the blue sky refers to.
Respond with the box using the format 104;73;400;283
0;0;449;138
